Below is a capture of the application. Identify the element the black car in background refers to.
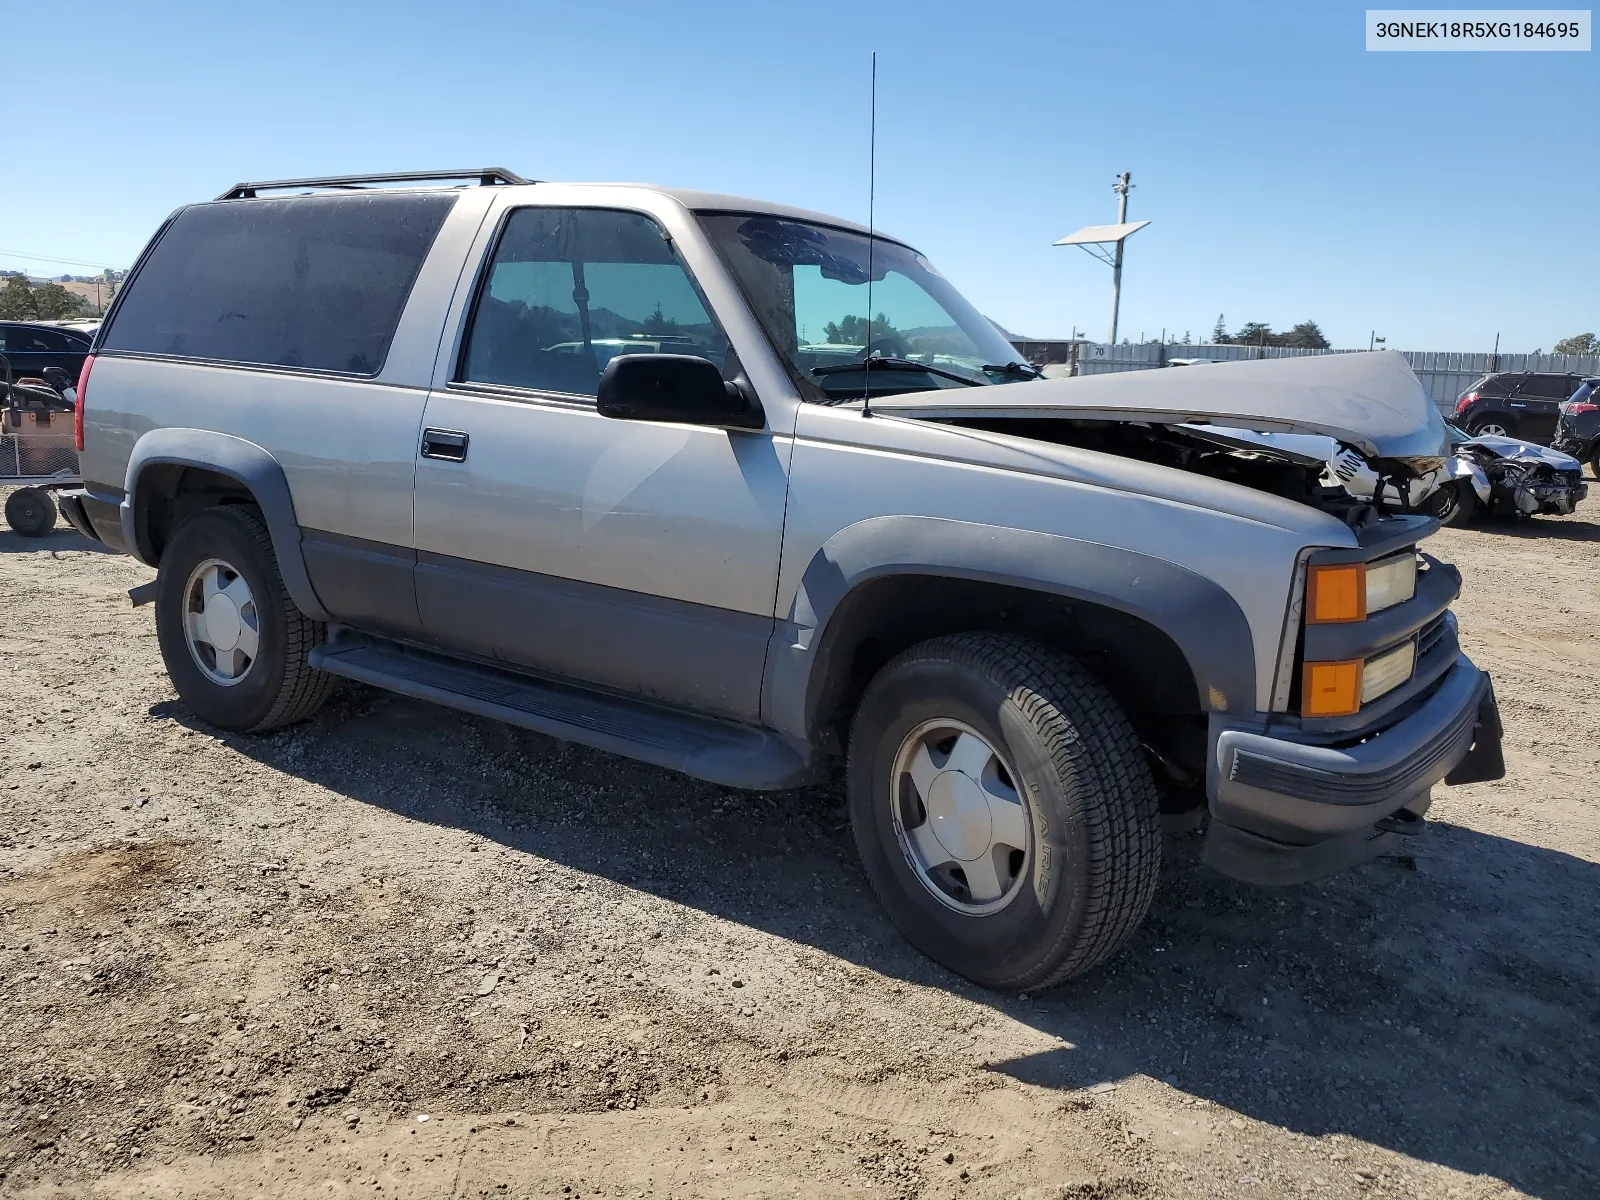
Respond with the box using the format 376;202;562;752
0;322;93;386
1452;370;1589;444
1554;378;1600;479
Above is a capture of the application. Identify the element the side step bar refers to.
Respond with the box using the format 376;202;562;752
309;636;815;791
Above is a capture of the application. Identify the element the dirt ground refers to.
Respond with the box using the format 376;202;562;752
0;491;1596;1200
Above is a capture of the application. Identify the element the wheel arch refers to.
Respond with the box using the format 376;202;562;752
765;516;1256;762
121;428;330;621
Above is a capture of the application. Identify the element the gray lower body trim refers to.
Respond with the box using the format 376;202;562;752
301;528;423;639
415;550;774;724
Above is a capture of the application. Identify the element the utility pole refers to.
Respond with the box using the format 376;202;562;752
1108;172;1132;345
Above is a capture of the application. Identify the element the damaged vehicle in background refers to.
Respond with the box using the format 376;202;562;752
1425;421;1589;528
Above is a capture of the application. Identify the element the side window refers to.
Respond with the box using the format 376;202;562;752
459;208;729;397
5;327;56;352
30;328;74;351
1526;375;1570;399
100;192;456;375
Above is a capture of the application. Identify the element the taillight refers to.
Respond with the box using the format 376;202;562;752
1454;391;1478;413
74;354;94;452
1566;401;1599;416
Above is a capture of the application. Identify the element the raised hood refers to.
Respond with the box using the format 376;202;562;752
867;349;1447;460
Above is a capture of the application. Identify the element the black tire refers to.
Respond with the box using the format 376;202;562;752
1428;479;1478;528
1590;446;1600;482
154;505;334;732
847;632;1161;991
5;487;58;537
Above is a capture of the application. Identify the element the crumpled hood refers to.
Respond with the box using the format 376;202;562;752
1459;433;1582;469
869;349;1448;460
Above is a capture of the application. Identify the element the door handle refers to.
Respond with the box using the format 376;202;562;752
421;428;469;462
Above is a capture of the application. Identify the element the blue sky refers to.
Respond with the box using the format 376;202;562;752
3;0;1593;350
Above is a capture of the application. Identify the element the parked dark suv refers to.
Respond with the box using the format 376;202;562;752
1453;371;1589;444
0;321;93;385
1554;378;1600;479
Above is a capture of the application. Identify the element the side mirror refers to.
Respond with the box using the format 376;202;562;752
42;366;71;391
597;354;763;429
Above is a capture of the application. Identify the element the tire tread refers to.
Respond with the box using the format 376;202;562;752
851;632;1161;989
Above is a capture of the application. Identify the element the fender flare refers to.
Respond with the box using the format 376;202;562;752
763;515;1257;742
120;428;331;622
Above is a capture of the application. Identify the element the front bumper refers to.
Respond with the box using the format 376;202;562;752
1202;655;1503;885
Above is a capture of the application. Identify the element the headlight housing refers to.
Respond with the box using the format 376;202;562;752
1305;552;1417;624
1364;551;1418;615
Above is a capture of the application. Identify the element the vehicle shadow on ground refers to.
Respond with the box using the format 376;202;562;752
1468;517;1600;543
0;526;119;554
152;688;1600;1199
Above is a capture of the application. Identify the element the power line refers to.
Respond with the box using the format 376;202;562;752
0;248;127;271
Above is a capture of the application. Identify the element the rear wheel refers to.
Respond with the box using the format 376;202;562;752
1468;418;1511;439
1590;446;1600;481
4;487;57;537
847;633;1161;991
154;505;335;732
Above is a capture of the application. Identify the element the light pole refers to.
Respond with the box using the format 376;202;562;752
1055;173;1148;347
1108;172;1132;345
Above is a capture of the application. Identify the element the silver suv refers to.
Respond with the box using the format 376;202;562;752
61;169;1504;990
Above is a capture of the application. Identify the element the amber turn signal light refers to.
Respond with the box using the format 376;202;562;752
1306;563;1366;624
1302;660;1363;717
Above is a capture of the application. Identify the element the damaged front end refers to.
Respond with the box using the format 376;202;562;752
869;349;1454;527
1449;433;1588;517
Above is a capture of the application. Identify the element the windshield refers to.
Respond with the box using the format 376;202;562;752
698;212;1030;401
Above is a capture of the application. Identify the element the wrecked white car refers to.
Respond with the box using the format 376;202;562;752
68;180;1505;990
1426;422;1589;527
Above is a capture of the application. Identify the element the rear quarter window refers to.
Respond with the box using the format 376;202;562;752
100;192;457;375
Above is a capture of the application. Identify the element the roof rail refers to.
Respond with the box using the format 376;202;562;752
216;168;530;201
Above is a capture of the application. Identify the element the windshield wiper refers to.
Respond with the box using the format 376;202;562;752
981;360;1042;379
811;358;983;387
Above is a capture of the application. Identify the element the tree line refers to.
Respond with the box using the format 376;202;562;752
1210;315;1330;349
0;275;96;321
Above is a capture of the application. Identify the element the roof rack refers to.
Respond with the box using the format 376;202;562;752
216;168;530;201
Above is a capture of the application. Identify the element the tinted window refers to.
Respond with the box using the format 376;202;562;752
459;207;729;396
102;193;456;375
1;325;75;352
1481;372;1524;395
1522;374;1575;399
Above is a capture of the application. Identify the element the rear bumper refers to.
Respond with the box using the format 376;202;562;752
56;489;100;541
58;486;128;552
1202;655;1503;885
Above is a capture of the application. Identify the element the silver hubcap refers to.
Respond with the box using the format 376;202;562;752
891;720;1032;914
182;558;260;686
1477;423;1508;437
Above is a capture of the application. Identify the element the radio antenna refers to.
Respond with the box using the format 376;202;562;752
862;50;877;418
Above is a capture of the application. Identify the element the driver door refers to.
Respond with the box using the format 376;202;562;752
409;204;791;723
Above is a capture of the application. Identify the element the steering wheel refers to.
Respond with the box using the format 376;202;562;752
858;332;908;360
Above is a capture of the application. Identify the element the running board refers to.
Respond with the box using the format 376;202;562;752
308;636;815;791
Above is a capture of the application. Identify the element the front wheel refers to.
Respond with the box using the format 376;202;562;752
1428;479;1479;528
847;633;1161;991
154;505;335;732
